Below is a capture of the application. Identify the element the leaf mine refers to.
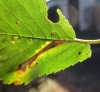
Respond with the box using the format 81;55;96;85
18;40;65;71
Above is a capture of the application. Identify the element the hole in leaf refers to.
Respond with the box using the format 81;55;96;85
47;6;59;23
77;51;81;55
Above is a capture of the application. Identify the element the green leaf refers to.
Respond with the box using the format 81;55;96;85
0;0;91;85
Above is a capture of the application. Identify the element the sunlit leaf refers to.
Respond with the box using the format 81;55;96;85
0;0;91;85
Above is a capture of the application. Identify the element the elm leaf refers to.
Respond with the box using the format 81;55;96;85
0;0;91;85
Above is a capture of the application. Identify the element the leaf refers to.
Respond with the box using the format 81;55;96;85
0;0;91;85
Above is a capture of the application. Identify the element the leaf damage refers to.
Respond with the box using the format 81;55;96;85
0;0;92;85
18;40;66;71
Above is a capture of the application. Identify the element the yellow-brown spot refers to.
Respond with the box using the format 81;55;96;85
51;31;55;35
16;20;20;24
14;80;21;85
29;38;33;42
18;70;25;74
12;36;18;41
11;41;15;44
13;70;24;85
19;35;22;39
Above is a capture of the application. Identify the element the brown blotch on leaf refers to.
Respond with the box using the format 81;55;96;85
18;40;66;71
77;51;81;55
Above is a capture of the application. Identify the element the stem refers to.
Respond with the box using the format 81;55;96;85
74;38;100;44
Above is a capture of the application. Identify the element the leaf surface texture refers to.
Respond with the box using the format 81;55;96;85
0;0;91;85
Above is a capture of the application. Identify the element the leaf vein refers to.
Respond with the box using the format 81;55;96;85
17;0;47;38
